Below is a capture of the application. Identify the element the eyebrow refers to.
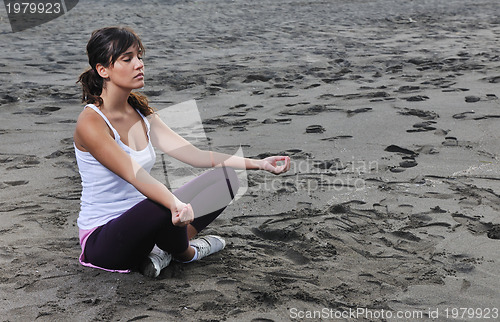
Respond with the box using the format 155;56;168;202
121;50;142;56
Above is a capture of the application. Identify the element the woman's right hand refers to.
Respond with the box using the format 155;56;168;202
171;200;194;227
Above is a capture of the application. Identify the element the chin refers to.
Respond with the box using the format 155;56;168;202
133;82;145;90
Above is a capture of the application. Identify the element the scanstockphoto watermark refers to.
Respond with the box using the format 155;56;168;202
252;158;379;194
290;307;500;320
152;100;249;202
289;307;425;320
3;0;79;33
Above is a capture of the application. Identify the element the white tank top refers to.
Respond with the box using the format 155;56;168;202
74;104;156;230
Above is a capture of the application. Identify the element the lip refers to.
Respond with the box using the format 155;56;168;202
134;73;144;79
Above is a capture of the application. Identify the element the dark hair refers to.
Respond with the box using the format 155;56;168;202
77;26;154;116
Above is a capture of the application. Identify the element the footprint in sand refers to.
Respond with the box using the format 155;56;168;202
305;125;325;134
487;225;500;239
394;85;421;93
465;96;480;103
4;180;29;186
251;225;300;242
5;155;40;170
284;249;310;265
389;167;406;173
384;145;418;156
397;204;414;215
399;158;418;168
321;135;353;142
347;107;372;116
385;145;419;171
0;94;19;104
433;129;449;136
262;118;278;124
230;104;247;110
405;95;429;102
304;83;321;89
407;121;437;133
398;108;439;120
262;118;292;124
280;104;339;116
416;145;439;154
442;136;458;146
243;73;275;83
224;111;247;117
452;111;476;120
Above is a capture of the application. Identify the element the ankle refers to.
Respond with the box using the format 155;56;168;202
174;246;197;263
179;246;198;263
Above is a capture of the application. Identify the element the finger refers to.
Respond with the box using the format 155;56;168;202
268;164;279;174
178;207;191;222
272;156;286;164
184;205;194;222
188;204;194;220
274;158;289;173
183;203;192;216
273;165;284;174
278;156;290;168
269;155;283;163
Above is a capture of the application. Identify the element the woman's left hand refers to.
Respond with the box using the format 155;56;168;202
260;156;291;174
172;203;194;227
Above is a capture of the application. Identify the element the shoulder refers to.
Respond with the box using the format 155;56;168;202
147;111;161;123
74;106;113;149
76;106;107;130
148;112;167;129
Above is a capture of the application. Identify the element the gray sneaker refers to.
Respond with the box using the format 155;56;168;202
140;246;172;278
190;235;226;260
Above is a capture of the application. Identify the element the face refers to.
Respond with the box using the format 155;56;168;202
98;45;144;90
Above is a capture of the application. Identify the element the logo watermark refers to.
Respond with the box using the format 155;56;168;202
251;158;379;194
130;99;378;200
290;307;424;320
149;99;248;203
289;306;499;320
3;0;79;32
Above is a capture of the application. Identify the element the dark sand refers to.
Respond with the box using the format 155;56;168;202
1;0;500;321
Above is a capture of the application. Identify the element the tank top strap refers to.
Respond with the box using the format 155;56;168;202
85;104;120;141
135;109;152;139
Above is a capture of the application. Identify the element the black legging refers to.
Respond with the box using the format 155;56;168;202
83;167;239;270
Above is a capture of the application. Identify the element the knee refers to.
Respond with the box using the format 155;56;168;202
143;199;173;225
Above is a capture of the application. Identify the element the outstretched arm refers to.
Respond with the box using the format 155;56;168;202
149;113;291;174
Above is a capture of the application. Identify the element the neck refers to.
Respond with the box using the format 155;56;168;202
99;82;131;113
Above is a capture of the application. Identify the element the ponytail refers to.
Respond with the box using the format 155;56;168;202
77;68;154;116
128;91;155;116
77;68;104;107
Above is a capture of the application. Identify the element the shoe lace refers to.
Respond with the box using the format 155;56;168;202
193;238;211;258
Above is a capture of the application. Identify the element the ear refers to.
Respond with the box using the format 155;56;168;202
95;63;109;79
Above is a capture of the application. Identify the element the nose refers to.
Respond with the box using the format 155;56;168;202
135;56;144;69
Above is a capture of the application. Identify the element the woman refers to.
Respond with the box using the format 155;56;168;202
74;26;290;278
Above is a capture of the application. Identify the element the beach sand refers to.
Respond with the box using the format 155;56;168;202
1;0;499;321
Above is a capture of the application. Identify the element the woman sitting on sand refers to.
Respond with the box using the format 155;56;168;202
73;26;290;278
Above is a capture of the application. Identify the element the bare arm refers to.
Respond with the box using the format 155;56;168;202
149;113;291;173
74;109;193;226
